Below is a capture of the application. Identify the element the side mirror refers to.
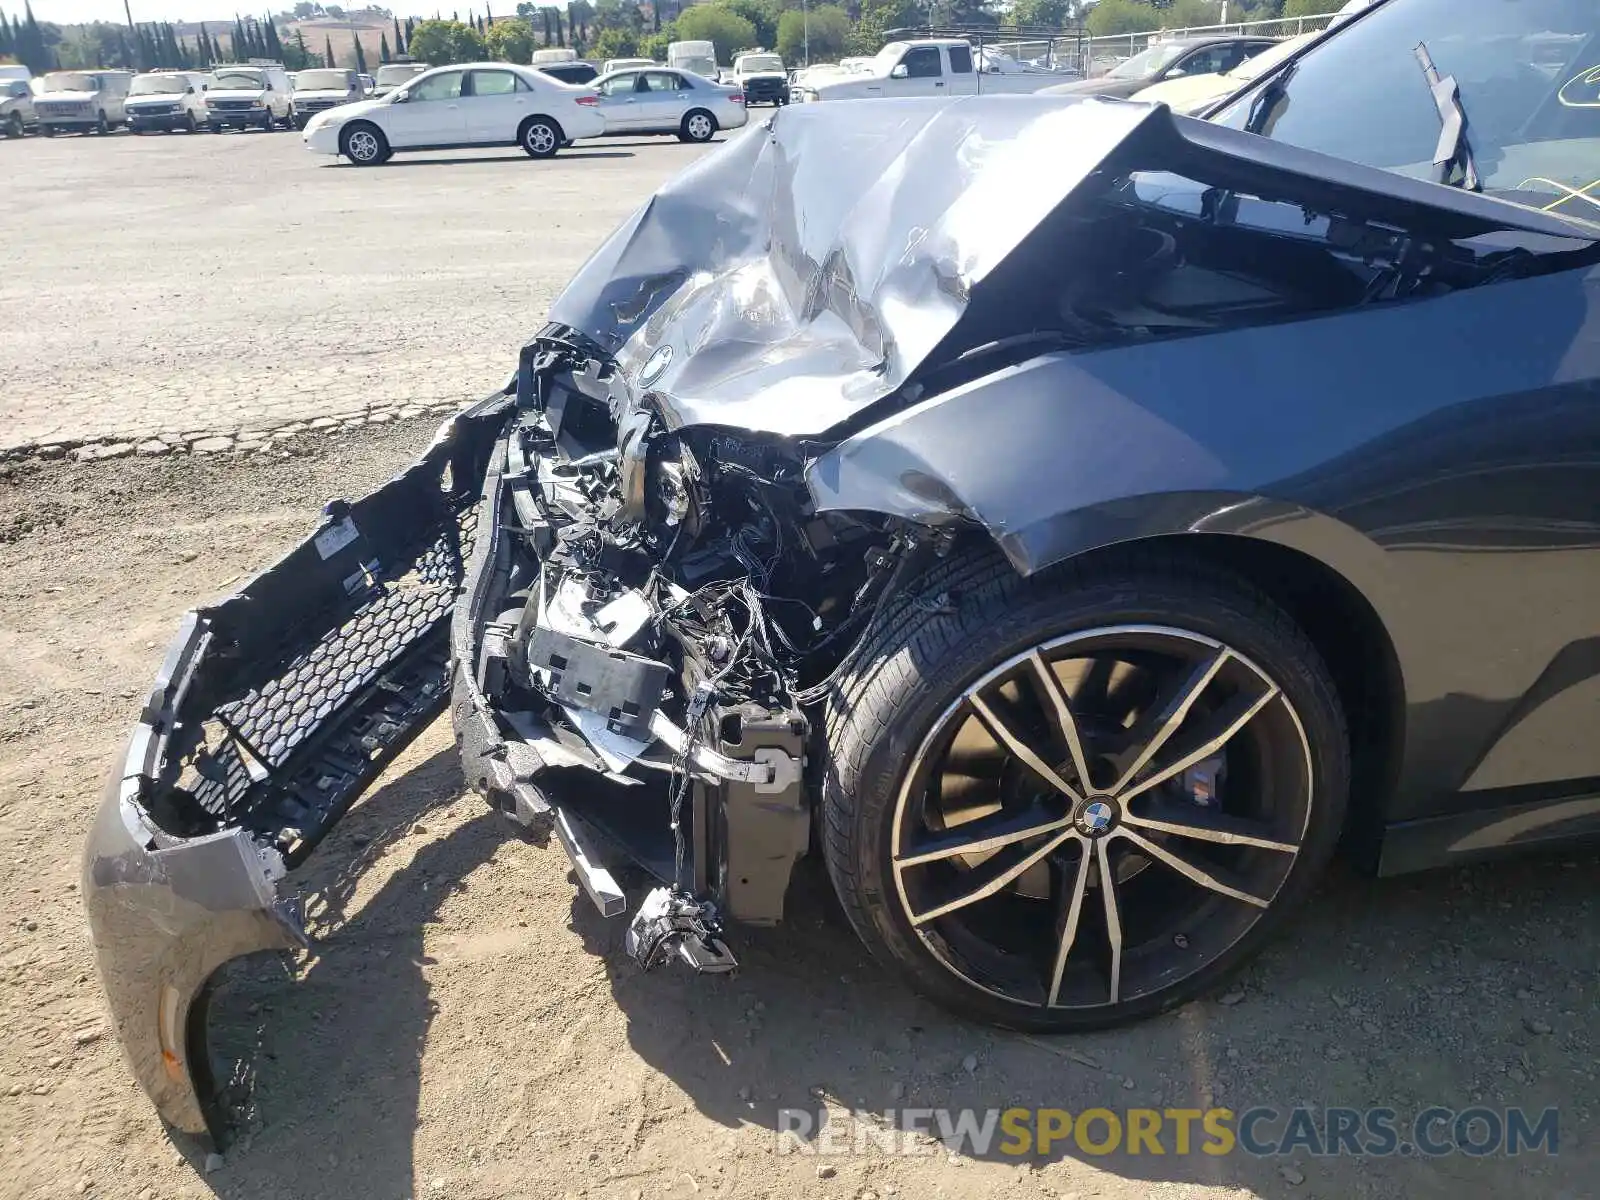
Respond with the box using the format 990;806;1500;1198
890;63;909;79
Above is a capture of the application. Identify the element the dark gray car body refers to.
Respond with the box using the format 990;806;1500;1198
85;94;1600;1145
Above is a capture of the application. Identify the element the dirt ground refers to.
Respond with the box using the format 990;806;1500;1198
0;420;1594;1200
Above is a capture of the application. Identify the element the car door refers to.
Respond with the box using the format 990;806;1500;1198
896;45;946;96
635;71;689;131
947;43;977;95
463;68;528;143
383;69;466;147
594;71;644;131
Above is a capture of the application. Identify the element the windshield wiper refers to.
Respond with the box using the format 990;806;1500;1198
1414;41;1481;192
1242;61;1296;133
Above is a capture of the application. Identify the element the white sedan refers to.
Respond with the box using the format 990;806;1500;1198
302;62;606;165
591;67;747;142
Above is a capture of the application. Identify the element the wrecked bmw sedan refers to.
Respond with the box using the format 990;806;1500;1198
88;0;1600;1145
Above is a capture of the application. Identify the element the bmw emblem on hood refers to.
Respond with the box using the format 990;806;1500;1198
638;345;673;388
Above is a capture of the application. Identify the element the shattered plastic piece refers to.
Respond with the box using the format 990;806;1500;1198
625;887;738;974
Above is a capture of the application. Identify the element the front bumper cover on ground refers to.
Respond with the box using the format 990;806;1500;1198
82;396;508;1144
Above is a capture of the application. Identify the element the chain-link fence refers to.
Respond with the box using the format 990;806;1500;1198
1082;12;1341;76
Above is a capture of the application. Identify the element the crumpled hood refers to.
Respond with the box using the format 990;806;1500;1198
546;95;1158;438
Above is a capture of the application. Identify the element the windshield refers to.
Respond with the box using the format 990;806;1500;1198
211;69;265;91
1107;43;1188;80
737;55;783;73
295;69;353;91
375;64;424;85
1215;0;1599;215
872;42;908;74
129;75;186;95
676;56;716;76
1225;33;1312;82
42;72;98;92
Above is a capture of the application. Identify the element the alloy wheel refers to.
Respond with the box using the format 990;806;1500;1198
890;625;1313;1011
346;128;381;163
524;122;556;156
686;112;713;141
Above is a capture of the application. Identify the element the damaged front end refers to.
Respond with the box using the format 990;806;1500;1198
91;92;1600;1142
452;328;940;971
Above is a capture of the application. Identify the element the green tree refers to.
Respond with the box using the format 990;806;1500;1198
1085;0;1157;36
718;0;780;48
393;15;405;52
324;32;335;65
264;14;284;59
592;26;638;60
284;27;314;67
405;18;487;63
1281;0;1324;15
640;27;672;59
351;30;367;71
1163;0;1221;26
776;4;849;64
848;0;918;55
1009;0;1075;28
484;16;535;60
379;31;391;61
672;4;755;63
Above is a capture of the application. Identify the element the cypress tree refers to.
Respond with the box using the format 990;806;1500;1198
352;31;366;73
379;32;390;63
233;17;248;60
17;2;50;74
485;7;494;26
324;33;334;68
0;13;13;59
264;15;283;60
392;15;403;54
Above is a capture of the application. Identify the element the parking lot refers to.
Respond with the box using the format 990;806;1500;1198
2;128;1597;1200
0;131;711;457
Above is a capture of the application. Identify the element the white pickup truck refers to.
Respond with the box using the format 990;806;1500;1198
791;39;1065;102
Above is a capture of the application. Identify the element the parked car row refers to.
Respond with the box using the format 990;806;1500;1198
0;61;439;139
301;61;749;165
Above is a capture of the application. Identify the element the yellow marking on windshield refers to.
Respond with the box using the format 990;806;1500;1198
1558;65;1600;108
1518;176;1600;213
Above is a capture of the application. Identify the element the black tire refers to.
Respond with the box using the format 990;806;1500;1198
96;111;109;135
41;124;56;136
519;116;562;159
295;115;309;131
340;121;388;166
209;121;222;134
185;112;198;133
821;546;1350;1032
680;108;716;143
6;111;26;138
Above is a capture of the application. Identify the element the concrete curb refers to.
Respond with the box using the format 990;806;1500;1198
0;398;471;465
